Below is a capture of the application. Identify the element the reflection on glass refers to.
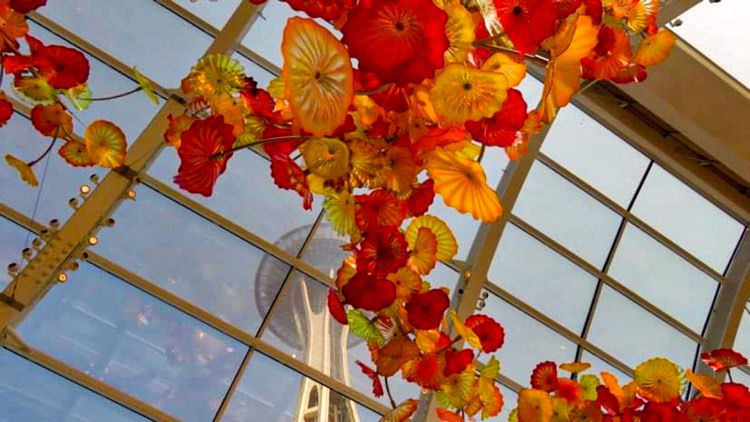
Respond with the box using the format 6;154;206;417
488;224;598;332
587;286;697;369
19;263;247;422
0;217;30;290
541;106;649;207
96;186;290;333
513;162;622;267
173;0;240;29
608;224;717;333
0;349;149;422
481;291;577;384
631;165;745;273
39;0;212;87
223;352;382;422
148;147;321;253
579;350;631;383
0;114;106;225
260;270;420;407
301;223;350;275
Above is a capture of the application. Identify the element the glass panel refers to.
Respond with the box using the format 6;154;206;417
513;162;622;267
608;224;717;333
481;291;577;384
734;305;750;358
587;286;697;369
0;217;30;290
0;114;107;225
631;165;744;273
22;21;160;139
232;52;277;87
38;0;212;87
242;1;335;68
673;1;750;89
541;106;650;207
482;148;509;190
259;271;420;407
148;148;321;254
223;352;382;422
173;0;240;29
19;262;247;422
0;349;149;422
580;350;631;383
488;224;598;333
96;185;290;333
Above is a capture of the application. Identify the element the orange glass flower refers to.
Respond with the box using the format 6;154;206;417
84;120;127;168
30;103;72;138
282;17;353;136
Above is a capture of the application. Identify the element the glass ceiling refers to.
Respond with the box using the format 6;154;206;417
0;1;748;421
672;0;750;89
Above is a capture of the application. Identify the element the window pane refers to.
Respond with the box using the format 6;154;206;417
39;0;212;86
23;21;160;138
542;106;650;207
587;286;697;369
0;217;30;290
96;186;290;333
0;349;148;422
0;114;106;225
481;291;577;384
232;52;276;87
18;262;247;422
513;162;622;267
488;224;598;332
608;224;717;333
631;165;744;273
579;350;631;383
148;148;321;254
173;0;240;29
223;352;382;422
259;271;420;407
301;223;350;276
734;305;750;358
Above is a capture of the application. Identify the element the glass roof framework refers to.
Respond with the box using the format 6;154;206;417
0;1;748;421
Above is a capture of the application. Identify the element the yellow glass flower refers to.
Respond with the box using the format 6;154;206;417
387;267;422;302
13;77;56;104
84;120;127;168
133;67;160;105
425;148;502;223
443;0;475;63
634;357;683;403
431;63;509;123
59;141;95;167
551;397;570;422
634;29;676;67
518;388;553;422
685;369;722;400
481;53;527;88
559;362;592;374
4;154;38;186
323;190;357;236
281;17;353;136
407;227;438;275
405;215;458;261
184;54;244;99
301;137;350;179
348;138;383;187
437;370;475;408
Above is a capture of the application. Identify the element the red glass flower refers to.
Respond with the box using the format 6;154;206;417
342;272;397;311
173;116;236;197
9;0;46;13
341;0;449;86
701;348;748;372
35;45;90;89
269;154;313;210
406;289;450;330
444;348;474;377
494;0;557;54
356;228;409;277
355;190;406;231
466;88;528;147
406;179;435;217
0;94;12;127
327;289;348;324
465;314;505;353
530;361;560;392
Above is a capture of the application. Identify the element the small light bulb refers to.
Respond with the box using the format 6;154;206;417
31;238;43;249
21;248;33;260
89;174;100;184
68;197;79;209
79;184;92;196
87;236;99;246
49;219;60;230
68;261;80;271
103;218;116;227
126;189;137;200
57;272;68;283
7;262;19;276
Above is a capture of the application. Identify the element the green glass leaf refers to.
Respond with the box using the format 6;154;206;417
347;309;385;346
579;374;600;401
66;83;92;111
480;356;501;381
